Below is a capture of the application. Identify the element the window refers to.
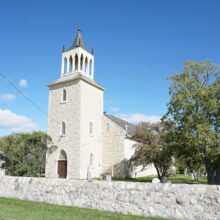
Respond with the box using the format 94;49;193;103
89;60;92;76
63;89;66;102
89;122;93;135
107;123;110;131
80;54;84;71
90;153;93;166
75;54;78;70
84;57;88;72
64;57;67;73
69;56;73;72
61;122;66;136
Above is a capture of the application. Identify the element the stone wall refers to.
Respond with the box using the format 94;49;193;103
46;80;81;179
46;75;104;179
0;176;219;220
102;115;126;177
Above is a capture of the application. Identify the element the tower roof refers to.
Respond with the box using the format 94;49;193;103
65;29;87;52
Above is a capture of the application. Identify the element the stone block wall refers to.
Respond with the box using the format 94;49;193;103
0;176;219;220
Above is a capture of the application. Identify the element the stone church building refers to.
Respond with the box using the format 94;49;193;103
45;30;157;179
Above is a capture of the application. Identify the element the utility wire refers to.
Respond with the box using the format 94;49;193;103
0;71;135;143
0;71;104;141
0;72;48;116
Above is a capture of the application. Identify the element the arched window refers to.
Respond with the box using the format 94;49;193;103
69;56;73;72
80;54;84;71
84;57;88;73
89;60;92;76
90;153;93;166
63;88;66;102
59;150;67;161
61;122;66;136
89;122;93;135
64;57;67;73
75;54;78;70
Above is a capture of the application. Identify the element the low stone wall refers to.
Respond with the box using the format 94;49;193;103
0;176;219;220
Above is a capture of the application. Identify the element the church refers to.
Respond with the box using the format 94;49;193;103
45;30;157;179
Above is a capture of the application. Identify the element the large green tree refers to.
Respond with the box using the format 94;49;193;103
130;122;174;179
0;131;56;177
163;60;220;184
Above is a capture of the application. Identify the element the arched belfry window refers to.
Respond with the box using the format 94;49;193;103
61;122;66;136
75;54;78;70
69;56;73;72
63;88;66;102
80;54;84;71
89;60;92;76
64;57;67;73
85;57;88;73
89;122;93;135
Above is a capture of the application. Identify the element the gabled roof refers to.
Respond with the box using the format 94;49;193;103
64;29;88;52
104;113;136;136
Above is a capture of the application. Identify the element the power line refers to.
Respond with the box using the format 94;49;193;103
0;72;48;116
0;72;103;140
0;71;133;142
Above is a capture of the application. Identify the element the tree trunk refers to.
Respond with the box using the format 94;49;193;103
192;170;198;181
204;150;220;185
154;164;161;179
215;162;220;185
206;165;216;185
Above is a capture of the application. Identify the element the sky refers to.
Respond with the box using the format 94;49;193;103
0;0;220;136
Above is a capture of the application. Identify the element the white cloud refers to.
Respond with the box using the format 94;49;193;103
0;109;37;132
0;94;16;102
116;112;161;124
19;79;27;88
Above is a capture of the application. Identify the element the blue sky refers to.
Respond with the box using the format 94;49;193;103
0;0;220;136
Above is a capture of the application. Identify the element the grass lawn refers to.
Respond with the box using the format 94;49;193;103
113;174;207;184
0;198;170;220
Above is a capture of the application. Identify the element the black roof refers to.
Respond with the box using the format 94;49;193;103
64;29;89;52
104;113;136;136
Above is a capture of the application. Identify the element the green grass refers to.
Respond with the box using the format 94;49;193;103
0;198;170;220
113;174;207;184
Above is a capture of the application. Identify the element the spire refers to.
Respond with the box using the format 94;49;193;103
68;29;87;51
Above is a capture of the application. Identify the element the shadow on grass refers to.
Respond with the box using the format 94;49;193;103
112;174;207;184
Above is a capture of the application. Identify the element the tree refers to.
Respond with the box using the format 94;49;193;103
130;122;174;179
163;60;220;184
0;131;56;177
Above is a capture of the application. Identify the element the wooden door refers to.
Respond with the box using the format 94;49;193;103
58;160;67;178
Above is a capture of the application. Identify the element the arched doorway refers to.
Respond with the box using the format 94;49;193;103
57;150;67;178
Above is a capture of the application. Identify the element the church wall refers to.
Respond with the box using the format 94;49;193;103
46;80;81;179
79;80;103;179
124;138;158;177
102;116;126;177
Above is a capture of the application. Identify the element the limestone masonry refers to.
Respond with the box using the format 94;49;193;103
0;176;219;220
45;29;157;179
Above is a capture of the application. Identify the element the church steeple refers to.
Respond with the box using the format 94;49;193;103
61;29;94;79
69;29;87;51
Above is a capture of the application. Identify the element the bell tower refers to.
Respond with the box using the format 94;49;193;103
46;30;104;179
61;29;94;79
